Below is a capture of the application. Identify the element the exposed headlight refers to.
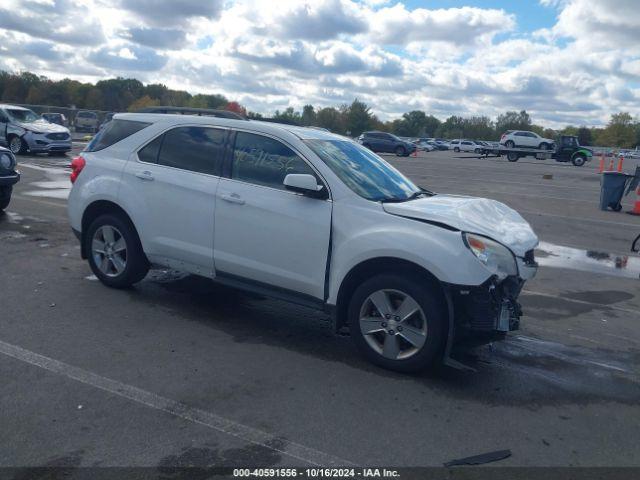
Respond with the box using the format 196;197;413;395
463;232;517;280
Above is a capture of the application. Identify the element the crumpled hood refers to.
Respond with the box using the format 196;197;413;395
383;194;539;257
17;120;68;134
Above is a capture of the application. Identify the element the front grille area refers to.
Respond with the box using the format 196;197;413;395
45;132;70;141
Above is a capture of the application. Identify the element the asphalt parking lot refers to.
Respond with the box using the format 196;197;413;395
1;145;640;469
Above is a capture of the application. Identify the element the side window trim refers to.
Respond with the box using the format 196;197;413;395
226;128;331;199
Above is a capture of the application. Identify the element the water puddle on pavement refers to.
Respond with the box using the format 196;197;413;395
19;163;71;200
537;241;640;279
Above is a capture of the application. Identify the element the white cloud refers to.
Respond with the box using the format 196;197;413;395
0;0;638;127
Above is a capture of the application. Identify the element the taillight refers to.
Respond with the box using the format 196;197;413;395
500;134;506;141
70;155;86;183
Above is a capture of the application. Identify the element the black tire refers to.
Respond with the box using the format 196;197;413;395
572;155;586;167
474;148;481;154
507;151;519;162
395;146;406;156
538;142;550;150
505;140;515;148
85;213;149;288
454;147;460;152
8;135;27;155
0;187;11;211
348;273;446;372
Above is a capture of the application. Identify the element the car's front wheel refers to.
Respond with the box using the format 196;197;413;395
9;136;26;155
572;154;586;167
86;213;149;289
453;147;460;152
348;274;446;372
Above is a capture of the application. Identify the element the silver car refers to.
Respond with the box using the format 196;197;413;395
0;104;72;155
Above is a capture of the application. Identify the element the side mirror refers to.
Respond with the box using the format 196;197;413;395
283;174;325;198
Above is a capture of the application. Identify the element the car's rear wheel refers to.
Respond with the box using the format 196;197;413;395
348;274;446;372
86;213;149;289
572;154;586;167
505;140;515;148
454;147;460;152
9;136;26;155
395;146;406;156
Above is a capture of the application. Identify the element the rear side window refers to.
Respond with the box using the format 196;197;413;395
86;120;150;152
156;126;225;176
231;131;316;190
138;135;163;164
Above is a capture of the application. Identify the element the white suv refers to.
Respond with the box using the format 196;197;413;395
449;139;482;153
500;130;555;150
68;114;538;372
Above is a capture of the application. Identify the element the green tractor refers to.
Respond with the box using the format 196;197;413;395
553;135;593;167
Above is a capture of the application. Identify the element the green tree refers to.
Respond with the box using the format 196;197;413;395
600;112;636;148
301;104;316;126
128;95;160;112
272;107;301;125
495;110;532;134
316;107;343;133
345;98;374;136
577;127;592;146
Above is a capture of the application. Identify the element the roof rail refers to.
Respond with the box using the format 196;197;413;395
135;106;247;120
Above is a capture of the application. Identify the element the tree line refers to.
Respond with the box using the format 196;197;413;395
1;70;638;147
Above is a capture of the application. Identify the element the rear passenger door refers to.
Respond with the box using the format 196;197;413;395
123;125;225;277
213;130;332;301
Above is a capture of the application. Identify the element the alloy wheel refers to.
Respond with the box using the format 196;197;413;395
9;137;22;154
91;225;127;277
359;289;428;360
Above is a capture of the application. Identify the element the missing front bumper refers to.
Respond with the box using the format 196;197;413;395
450;276;524;344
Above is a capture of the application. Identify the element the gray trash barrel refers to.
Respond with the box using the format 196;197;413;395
600;172;631;211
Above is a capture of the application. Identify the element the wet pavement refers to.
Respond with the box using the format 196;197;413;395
0;148;639;468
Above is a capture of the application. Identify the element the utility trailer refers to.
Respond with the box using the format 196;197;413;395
478;135;594;167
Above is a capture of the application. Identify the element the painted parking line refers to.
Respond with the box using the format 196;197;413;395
0;339;352;467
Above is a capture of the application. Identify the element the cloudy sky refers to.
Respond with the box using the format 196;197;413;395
0;0;638;127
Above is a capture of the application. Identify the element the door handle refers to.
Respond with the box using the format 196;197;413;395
135;170;154;181
220;193;245;205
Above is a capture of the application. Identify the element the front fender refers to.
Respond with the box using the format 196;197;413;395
326;204;492;305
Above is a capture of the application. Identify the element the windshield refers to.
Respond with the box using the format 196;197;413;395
304;139;420;202
7;108;40;123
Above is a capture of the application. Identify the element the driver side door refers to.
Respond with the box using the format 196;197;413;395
213;130;332;302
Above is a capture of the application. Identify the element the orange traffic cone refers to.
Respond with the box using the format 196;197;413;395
598;155;605;173
617;156;624;172
608;159;615;171
628;187;640;216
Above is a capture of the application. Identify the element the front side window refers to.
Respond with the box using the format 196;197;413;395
304;139;419;202
157;126;225;175
231;131;316;190
7;108;39;123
